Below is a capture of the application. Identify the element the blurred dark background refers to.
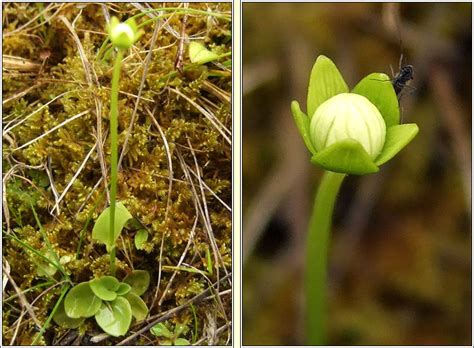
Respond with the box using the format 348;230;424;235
242;3;471;345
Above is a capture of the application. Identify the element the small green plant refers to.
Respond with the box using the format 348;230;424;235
53;17;150;338
53;271;150;336
134;229;149;250
291;55;419;344
150;321;191;346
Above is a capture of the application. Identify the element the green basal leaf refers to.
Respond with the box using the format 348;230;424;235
352;72;400;127
92;201;133;251
307;55;349;119
53;298;85;329
95;297;132;337
150;322;173;338
291;101;316;155
375;124;419;166
311;139;380;175
89;276;120;301
116;282;132;295
125;293;148;321
64;282;102;318
189;42;220;65
134;229;148;250
161;340;173;346
36;250;58;277
174;323;188;336
122;270;150;296
175;338;191;345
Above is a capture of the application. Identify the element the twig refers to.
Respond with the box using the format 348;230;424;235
2;260;42;330
145;106;175;310
3;90;77;135
12;109;90;151
429;62;471;208
168;87;232;145
157;217;198;306
50;142;97;214
59;15;109;203
117;273;231;346
117;13;164;171
193;322;231;345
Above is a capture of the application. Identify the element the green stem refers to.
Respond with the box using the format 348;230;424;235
109;49;124;276
31;284;70;345
306;171;346;345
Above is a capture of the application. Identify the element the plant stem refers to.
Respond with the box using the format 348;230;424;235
31;284;70;345
306;170;346;345
109;49;124;276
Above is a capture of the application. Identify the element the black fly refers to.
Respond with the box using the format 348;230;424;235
392;63;414;96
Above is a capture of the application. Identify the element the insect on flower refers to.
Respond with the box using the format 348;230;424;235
390;54;415;97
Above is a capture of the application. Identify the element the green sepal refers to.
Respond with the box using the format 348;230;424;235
92;201;133;252
94;297;132;337
122;270;150;296
352;72;400;127
89;276;120;301
53;298;85;329
375;124;419;166
311;139;380;175
125;293;149;321
307;55;349;119
291;101;316;155
64;282;102;318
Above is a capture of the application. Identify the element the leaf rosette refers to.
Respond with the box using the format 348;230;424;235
291;55;419;175
55;271;150;337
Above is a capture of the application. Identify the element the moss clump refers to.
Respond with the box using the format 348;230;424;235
3;2;231;345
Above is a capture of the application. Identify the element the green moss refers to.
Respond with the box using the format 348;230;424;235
3;3;231;345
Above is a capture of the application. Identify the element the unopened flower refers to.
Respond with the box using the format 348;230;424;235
291;55;419;175
107;17;142;50
311;93;386;160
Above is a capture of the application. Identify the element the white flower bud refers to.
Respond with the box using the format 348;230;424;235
107;17;142;50
110;23;135;44
310;93;386;159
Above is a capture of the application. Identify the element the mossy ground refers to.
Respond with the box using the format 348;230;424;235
3;3;231;345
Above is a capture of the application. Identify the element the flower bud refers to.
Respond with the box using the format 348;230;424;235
107;17;141;50
310;93;386;159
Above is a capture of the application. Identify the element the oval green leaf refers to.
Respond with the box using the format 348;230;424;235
175;338;191;345
92;202;133;251
53;298;85;329
375;123;419;166
307;55;349;119
89;276;120;301
122;270;150;296
134;229;148;250
125;293;149;321
352;72;400;127
116;282;132;295
64;282;102;318
95;297;132;337
189;42;220;65
150;322;173;338
36;250;58;277
291;101;316;155
311;139;379;175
